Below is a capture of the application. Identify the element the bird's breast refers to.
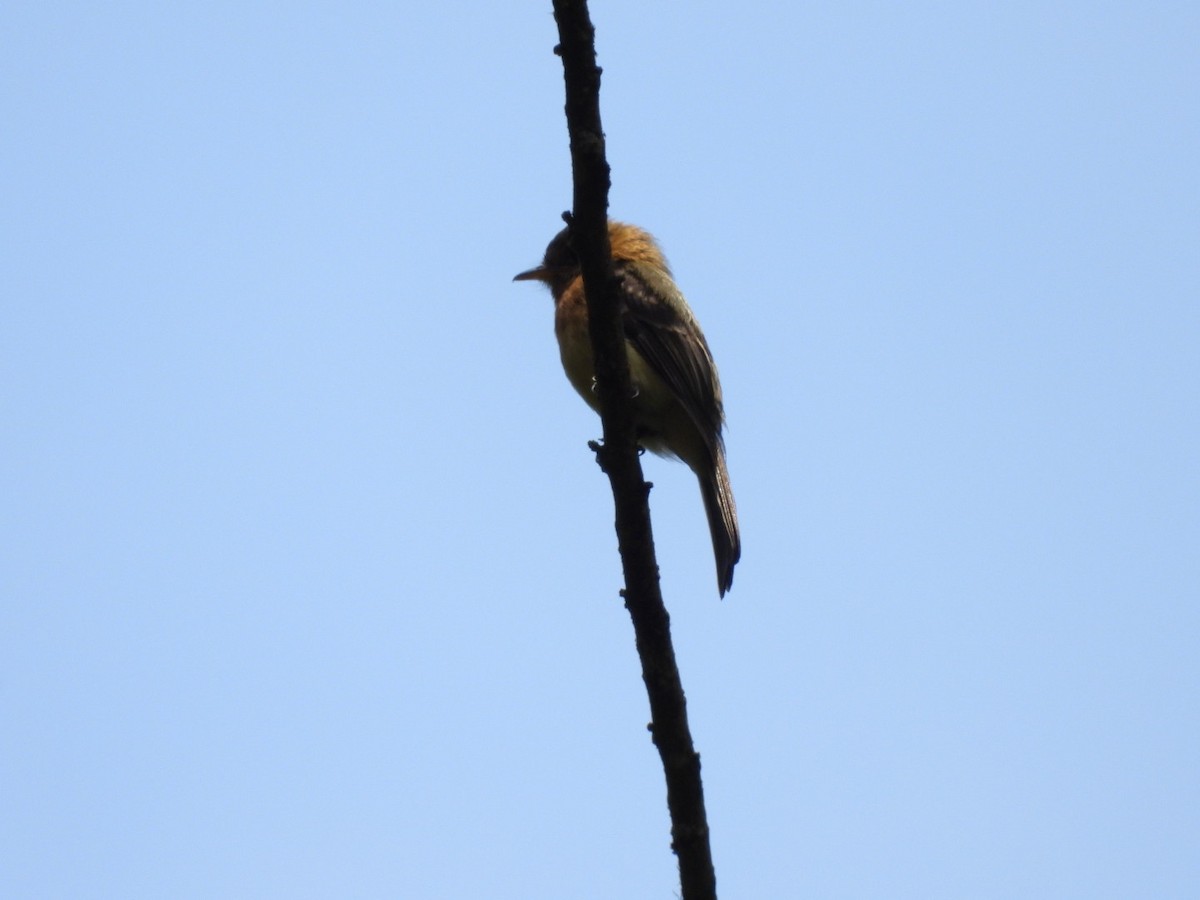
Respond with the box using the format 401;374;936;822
554;289;600;412
554;289;686;461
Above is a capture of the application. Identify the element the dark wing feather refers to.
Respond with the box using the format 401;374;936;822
617;261;726;450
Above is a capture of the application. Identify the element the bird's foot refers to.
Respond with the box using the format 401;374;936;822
589;376;640;399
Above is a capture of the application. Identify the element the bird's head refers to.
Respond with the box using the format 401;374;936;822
512;225;579;297
513;220;671;298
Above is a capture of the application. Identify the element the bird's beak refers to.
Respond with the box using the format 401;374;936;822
512;265;550;283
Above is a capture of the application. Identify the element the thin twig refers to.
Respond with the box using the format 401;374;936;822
549;3;718;897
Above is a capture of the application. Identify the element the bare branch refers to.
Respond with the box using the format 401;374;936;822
550;2;718;897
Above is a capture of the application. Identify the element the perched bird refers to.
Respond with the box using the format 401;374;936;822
514;221;740;596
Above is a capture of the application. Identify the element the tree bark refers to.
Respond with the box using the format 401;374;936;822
549;3;718;897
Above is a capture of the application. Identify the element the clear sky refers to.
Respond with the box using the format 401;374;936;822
3;3;1197;898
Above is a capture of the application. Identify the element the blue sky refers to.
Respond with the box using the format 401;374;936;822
2;3;1197;898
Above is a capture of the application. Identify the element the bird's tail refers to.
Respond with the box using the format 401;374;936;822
700;450;741;597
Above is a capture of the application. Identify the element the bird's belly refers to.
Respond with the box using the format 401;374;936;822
557;315;601;412
557;324;683;461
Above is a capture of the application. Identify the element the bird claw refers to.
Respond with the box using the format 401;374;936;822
589;376;640;399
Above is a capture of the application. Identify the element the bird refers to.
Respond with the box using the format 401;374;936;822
514;220;740;596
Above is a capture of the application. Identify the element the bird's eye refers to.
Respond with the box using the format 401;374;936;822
543;231;578;269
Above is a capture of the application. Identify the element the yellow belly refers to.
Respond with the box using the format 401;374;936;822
556;313;692;463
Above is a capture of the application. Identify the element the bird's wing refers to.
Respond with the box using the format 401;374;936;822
617;261;726;448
